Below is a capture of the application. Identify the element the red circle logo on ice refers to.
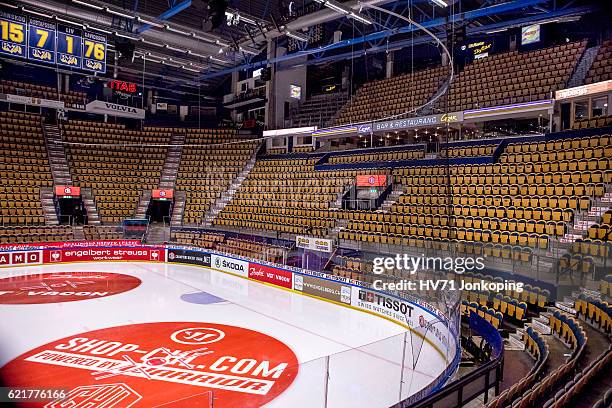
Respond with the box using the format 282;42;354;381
0;272;141;304
0;322;299;408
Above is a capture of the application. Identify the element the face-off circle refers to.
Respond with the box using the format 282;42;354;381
0;272;141;304
0;322;299;407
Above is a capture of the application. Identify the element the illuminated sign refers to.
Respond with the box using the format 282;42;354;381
290;84;301;99
55;186;81;198
463;40;493;59
152;189;173;200
356;175;387;187
555;80;612;100
107;80;137;93
521;24;541;45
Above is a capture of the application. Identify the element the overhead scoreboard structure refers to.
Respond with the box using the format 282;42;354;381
0;8;106;73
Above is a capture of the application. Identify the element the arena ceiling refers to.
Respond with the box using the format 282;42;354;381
5;0;600;95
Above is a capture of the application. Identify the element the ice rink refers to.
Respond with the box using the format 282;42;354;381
0;262;448;407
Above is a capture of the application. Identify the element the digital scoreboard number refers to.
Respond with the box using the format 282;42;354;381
56;24;82;69
0;8;106;73
0;10;27;58
82;31;106;73
28;18;56;64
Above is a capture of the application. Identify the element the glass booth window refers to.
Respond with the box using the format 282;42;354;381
574;101;589;121
592;97;607;117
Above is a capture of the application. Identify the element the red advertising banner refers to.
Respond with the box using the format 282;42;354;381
55;186;81;197
356;175;387;187
248;263;293;289
152;189;174;200
43;247;164;263
0;240;141;250
0;250;42;266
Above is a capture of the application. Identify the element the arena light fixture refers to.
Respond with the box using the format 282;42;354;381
141;38;165;47
215;39;231;48
165;25;191;36
165;44;188;53
239;46;259;56
348;11;373;25
105;7;135;19
20;7;53;19
209;55;230;64
314;0;372;25
84;24;112;34
56;16;85;28
187;50;207;59
136;16;164;28
182;65;201;73
114;31;139;40
72;0;103;10
430;0;448;7
286;30;309;42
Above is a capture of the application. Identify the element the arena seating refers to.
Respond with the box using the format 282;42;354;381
213;129;611;265
486;309;587;408
216;237;289;263
585;39;612;84
215;157;359;236
345;132;609;248
440;144;497;158
443;41;586;112
0;225;74;244
290;92;349;127
175;128;259;225
334;66;448;124
0;111;51;225
63;121;172;223
572;114;612;130
1;80;87;108
83;225;124;240
170;230;225;249
170;230;289;262
328;147;424;164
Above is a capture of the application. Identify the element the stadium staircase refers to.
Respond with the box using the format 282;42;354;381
145;224;170;244
159;131;185;189
567;45;600;88
379;184;406;212
289;92;349;128
134;190;152;219
170;191;186;227
561;183;612;244
40;123;71;225
72;226;86;241
202;144;260;227
39;187;59;226
80;188;101;225
42;123;72;185
134;131;186;222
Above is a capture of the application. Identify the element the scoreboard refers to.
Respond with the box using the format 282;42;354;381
0;9;106;73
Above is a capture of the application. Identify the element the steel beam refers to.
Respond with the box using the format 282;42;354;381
135;0;192;33
202;0;555;79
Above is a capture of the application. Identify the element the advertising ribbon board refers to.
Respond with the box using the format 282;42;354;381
248;263;293;289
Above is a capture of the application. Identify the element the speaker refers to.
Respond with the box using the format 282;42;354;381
203;0;228;31
260;67;272;81
115;39;135;63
